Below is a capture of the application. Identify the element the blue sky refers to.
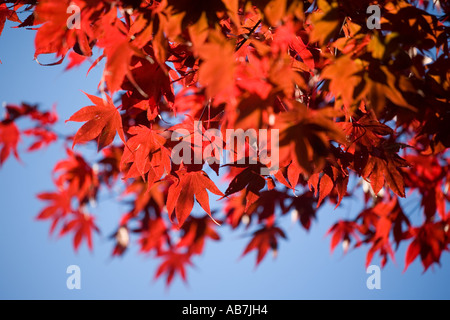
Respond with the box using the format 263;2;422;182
1;20;450;300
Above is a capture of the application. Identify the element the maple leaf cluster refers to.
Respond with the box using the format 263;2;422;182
0;0;449;285
0;102;58;165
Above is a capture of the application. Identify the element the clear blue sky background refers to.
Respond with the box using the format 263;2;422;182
0;20;449;300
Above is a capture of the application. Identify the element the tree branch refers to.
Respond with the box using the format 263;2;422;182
235;19;262;52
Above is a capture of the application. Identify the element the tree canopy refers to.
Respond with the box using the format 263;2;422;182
0;0;449;285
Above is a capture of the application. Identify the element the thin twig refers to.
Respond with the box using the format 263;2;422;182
235;19;262;52
170;69;197;84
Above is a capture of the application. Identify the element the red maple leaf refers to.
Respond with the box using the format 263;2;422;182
361;145;409;198
36;189;73;234
242;225;287;266
59;211;100;251
66;92;125;151
177;216;221;255
404;221;448;272
155;251;193;286
53;149;98;201
136;215;168;254
339;114;394;153
0;3;20;39
120;125;171;187
289;191;317;231
327;220;361;254
0;121;20;166
166;169;224;227
222;162;269;212
23;127;57;151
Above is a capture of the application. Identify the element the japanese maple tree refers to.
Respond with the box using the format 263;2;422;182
0;0;449;285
